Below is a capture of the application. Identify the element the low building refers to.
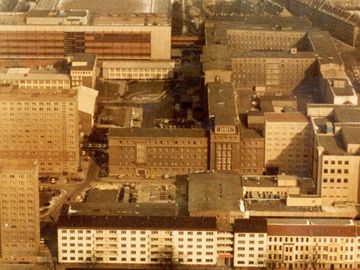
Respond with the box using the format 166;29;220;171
108;128;208;177
0;67;71;89
188;171;246;223
57;215;218;266
102;60;175;80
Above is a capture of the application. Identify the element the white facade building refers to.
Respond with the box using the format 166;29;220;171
102;61;175;80
58;215;218;266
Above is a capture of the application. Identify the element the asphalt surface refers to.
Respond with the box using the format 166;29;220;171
41;158;99;222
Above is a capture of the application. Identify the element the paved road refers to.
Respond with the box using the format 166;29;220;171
41;158;99;222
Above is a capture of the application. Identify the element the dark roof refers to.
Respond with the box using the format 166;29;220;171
233;218;267;233
108;128;207;138
70;53;97;71
268;224;311;236
188;171;243;213
27;9;88;18
58;215;217;231
207;81;238;126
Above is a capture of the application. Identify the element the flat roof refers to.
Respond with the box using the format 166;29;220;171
0;86;77;100
334;107;360;123
264;112;309;122
27;9;88;18
341;127;360;145
58;0;170;15
316;134;347;155
232;50;315;59
307;31;343;66
208;81;239;126
0;67;70;81
202;45;231;71
188;171;243;213
58;215;217;231
329;79;355;96
70;53;97;71
109;128;207;138
103;60;175;69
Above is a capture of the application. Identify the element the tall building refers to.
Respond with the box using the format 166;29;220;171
0;86;79;174
264;112;312;176
0;159;40;263
0;4;171;60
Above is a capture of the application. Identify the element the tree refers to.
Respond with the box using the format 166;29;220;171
158;247;179;270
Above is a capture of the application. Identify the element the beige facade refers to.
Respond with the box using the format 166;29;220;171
264;112;312;176
309;105;360;205
0;11;171;60
0;68;71;90
0;87;80;174
0;159;40;263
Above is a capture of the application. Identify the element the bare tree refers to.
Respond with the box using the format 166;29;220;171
158;247;179;270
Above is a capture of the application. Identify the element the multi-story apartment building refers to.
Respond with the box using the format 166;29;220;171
286;0;360;48
0;7;171;60
204;17;346;95
108;128;208;177
0;86;79;174
233;217;360;269
208;81;240;171
309;105;360;205
102;60;176;80
233;218;268;268
57;215;218;266
0;159;40;263
264;112;312;176
231;51;315;93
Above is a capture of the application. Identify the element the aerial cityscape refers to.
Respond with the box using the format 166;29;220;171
2;0;360;269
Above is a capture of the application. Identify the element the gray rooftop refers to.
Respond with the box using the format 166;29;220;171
334;107;360;123
202;45;231;71
207;81;239;126
188;171;243;213
317;134;347;155
307;31;343;66
341;127;360;146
